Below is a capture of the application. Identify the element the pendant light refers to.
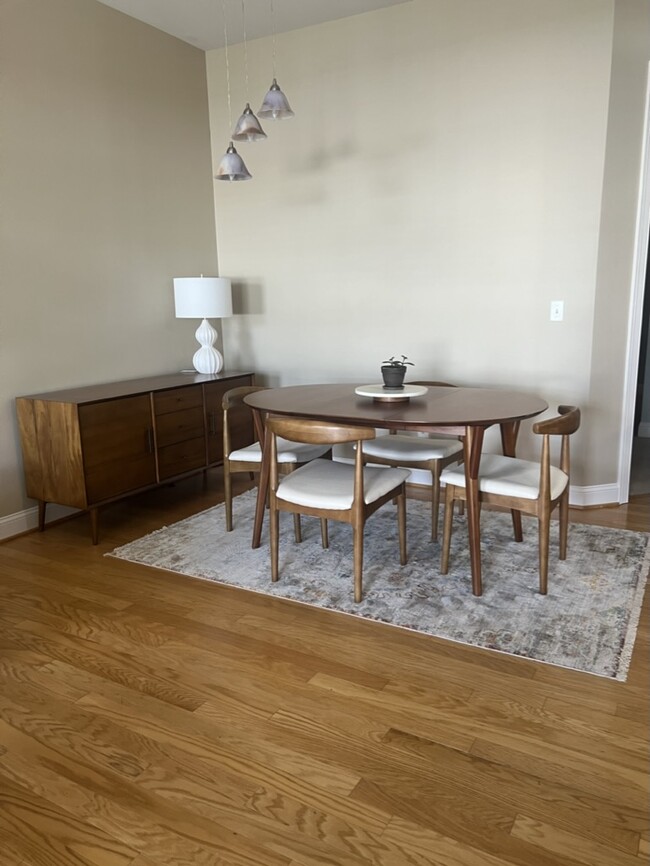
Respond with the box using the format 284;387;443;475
232;0;266;141
258;0;294;120
215;0;252;181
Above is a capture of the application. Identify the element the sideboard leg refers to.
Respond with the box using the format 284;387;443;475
89;507;100;545
38;500;46;532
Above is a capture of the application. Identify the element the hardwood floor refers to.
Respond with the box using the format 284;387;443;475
0;473;648;866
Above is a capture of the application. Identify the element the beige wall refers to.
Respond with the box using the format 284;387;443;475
207;0;649;492
0;0;218;521
1;0;647;529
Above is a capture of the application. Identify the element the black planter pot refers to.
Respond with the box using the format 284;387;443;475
381;365;406;389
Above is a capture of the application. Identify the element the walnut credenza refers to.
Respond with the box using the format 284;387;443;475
16;371;254;543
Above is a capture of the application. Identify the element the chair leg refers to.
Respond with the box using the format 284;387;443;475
431;467;441;542
538;512;550;595
511;509;523;542
397;492;407;565
353;524;364;603
440;485;455;574
224;464;233;532
320;518;329;548
293;514;302;543
270;503;280;582
559;490;569;560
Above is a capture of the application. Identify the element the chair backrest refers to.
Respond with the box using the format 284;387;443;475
222;385;267;456
222;385;266;410
267;415;376;446
266;416;377;508
533;405;581;499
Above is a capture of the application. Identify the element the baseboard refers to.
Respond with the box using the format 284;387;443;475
568;483;619;508
0;504;80;542
0;480;623;544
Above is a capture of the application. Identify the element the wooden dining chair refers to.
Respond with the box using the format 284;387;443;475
267;415;409;603
440;405;581;594
222;386;330;540
358;382;464;541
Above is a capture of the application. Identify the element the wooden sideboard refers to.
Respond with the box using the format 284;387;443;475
16;371;254;543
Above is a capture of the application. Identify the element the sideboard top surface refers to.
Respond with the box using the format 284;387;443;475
17;371;254;405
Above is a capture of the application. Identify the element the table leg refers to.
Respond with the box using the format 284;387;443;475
500;421;523;542
251;411;269;549
464;425;485;597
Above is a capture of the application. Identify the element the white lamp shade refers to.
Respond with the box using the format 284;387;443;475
173;277;233;319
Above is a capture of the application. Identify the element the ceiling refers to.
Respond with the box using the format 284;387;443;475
96;0;412;51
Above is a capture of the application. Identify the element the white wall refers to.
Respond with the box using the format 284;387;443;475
207;0;635;489
0;0;219;520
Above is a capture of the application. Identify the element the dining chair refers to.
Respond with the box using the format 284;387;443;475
222;386;330;540
266;415;409;603
439;405;581;594
358;382;464;541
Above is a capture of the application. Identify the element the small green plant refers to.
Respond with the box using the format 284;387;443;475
382;355;414;367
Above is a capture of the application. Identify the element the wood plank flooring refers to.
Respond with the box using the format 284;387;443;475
0;472;648;866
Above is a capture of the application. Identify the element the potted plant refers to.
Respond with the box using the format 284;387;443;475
381;355;414;389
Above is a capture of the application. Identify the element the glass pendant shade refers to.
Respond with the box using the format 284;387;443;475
215;142;252;181
258;78;294;119
232;103;267;141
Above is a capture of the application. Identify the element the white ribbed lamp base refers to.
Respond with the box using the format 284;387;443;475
192;318;223;374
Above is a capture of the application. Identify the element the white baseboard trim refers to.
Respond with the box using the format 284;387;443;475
0;481;623;544
638;422;650;438
568;483;619;508
0;504;80;542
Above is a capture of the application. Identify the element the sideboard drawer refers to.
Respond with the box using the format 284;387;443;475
155;406;205;449
158;436;206;480
154;386;203;416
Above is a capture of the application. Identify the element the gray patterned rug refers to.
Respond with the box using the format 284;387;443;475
108;490;649;681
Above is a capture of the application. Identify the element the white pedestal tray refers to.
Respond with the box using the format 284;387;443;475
354;384;428;403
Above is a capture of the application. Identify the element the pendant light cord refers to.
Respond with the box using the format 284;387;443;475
241;0;250;99
270;0;277;78
221;0;233;131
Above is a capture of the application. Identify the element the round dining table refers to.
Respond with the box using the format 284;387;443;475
244;383;548;596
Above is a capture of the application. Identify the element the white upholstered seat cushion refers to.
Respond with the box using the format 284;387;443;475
229;437;330;464
360;434;463;462
440;453;568;501
276;458;409;510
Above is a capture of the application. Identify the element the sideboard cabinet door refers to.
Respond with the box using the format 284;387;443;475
79;396;156;503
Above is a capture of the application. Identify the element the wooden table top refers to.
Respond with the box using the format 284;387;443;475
244;384;548;432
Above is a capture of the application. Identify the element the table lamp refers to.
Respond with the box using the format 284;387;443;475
173;276;233;374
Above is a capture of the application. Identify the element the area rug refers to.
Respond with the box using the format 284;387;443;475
108;490;649;681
